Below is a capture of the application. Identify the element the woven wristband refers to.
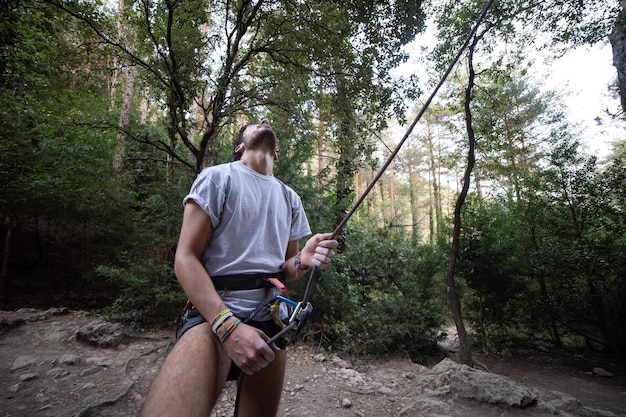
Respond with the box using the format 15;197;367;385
294;251;310;272
211;309;233;334
220;318;241;344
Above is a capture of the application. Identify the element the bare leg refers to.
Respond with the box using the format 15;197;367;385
236;349;287;417
140;322;230;417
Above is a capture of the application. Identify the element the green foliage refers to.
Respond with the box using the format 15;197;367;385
3;0;625;363
97;262;185;326
457;195;531;342
95;157;189;325
456;139;626;354
300;223;448;361
528;0;620;48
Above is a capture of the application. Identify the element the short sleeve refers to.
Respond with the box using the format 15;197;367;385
182;169;227;229
287;188;311;241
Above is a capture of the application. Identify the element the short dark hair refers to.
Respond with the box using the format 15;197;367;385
233;124;250;161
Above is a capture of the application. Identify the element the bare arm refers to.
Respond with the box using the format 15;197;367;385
174;200;224;321
174;200;276;375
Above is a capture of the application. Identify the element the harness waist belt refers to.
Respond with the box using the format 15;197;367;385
211;272;285;291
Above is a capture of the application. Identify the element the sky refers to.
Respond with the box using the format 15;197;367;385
398;30;624;161
542;43;622;159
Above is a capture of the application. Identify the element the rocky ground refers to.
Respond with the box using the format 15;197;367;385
1;308;625;417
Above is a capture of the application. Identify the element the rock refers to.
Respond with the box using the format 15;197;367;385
341;397;352;408
343;371;365;387
313;353;326;362
411;358;538;407
45;307;69;316
584;407;618;417
46;368;70;378
537;390;580;413
331;355;351;369
19;372;38;382
80;382;97;390
80;367;102;377
58;353;81;365
36;393;50;403
76;319;127;348
0;316;25;330
15;308;40;315
449;367;538;407
10;355;37;371
592;367;614;377
378;386;394;395
19;307;69;322
400;398;450;416
7;383;21;394
537;391;618;417
86;357;113;367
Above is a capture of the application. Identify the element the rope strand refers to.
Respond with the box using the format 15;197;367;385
300;0;497;309
240;0;497;414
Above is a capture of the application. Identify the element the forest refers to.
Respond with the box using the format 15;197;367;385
1;0;625;365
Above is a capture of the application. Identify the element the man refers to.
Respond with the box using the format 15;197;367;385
140;119;338;417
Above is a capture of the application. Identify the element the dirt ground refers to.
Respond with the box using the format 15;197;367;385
1;308;625;417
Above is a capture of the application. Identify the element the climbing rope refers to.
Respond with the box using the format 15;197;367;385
268;0;496;346
235;0;497;414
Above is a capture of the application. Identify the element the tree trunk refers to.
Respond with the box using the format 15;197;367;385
426;122;441;238
610;1;626;113
140;85;149;125
113;65;137;171
112;0;136;172
538;275;562;348
333;71;357;248
387;162;396;225
587;278;619;353
318;115;324;188
446;35;482;366
408;163;419;241
1;215;16;301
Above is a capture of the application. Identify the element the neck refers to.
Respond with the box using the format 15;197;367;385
240;151;274;176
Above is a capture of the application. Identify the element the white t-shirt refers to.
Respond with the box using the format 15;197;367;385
183;161;311;320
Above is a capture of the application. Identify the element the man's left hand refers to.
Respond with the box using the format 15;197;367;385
302;232;338;270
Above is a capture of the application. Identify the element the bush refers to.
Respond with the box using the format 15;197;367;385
299;225;448;362
97;262;185;326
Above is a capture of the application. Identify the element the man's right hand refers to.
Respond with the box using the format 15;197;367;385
222;322;278;375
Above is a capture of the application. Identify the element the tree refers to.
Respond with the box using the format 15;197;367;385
526;0;624;114
1;0;125;301
429;0;506;365
48;0;426;185
610;1;626;113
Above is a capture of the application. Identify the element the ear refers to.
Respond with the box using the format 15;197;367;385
235;144;245;154
273;152;278;161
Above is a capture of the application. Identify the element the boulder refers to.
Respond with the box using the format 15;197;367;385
75;319;127;348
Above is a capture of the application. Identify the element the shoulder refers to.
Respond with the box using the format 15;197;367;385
276;179;304;207
198;161;237;177
193;162;239;186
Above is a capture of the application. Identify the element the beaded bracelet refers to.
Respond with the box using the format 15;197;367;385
211;309;233;334
220;318;241;344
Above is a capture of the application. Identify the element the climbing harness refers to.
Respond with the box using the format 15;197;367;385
232;274;313;335
234;0;497;414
